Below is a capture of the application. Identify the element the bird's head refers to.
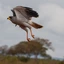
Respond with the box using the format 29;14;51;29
7;16;13;21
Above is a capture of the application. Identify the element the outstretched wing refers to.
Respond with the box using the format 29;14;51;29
12;6;28;23
11;10;16;16
13;6;39;20
24;7;39;18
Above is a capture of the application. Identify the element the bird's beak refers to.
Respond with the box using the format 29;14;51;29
7;17;10;20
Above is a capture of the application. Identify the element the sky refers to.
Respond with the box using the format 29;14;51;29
0;0;64;58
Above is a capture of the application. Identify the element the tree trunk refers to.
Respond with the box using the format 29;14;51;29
35;54;39;64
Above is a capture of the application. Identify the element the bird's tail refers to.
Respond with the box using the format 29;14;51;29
29;21;43;29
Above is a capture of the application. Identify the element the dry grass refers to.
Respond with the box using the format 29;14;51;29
0;55;61;64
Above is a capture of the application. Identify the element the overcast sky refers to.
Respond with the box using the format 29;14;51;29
0;0;64;58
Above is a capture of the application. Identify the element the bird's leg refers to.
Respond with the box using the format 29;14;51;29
30;28;34;38
19;25;31;41
26;31;31;41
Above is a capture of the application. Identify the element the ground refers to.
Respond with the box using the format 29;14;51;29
0;55;63;64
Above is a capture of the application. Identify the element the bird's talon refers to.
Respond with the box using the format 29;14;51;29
27;38;31;41
32;35;35;38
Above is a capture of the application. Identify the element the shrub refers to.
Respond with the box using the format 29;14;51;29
18;56;30;62
59;60;64;64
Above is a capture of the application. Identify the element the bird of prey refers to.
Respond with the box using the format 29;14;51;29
7;6;43;41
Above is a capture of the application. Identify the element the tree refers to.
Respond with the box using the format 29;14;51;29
0;45;8;55
7;38;53;59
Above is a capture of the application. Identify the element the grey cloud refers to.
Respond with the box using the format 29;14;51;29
38;3;64;34
0;0;64;58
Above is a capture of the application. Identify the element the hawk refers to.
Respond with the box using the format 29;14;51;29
7;6;43;41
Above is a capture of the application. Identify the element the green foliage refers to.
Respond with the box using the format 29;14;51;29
18;56;30;62
7;38;53;59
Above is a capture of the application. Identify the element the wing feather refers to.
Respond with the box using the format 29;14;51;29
24;7;39;17
13;6;32;20
13;6;39;20
13;7;28;23
11;10;16;16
